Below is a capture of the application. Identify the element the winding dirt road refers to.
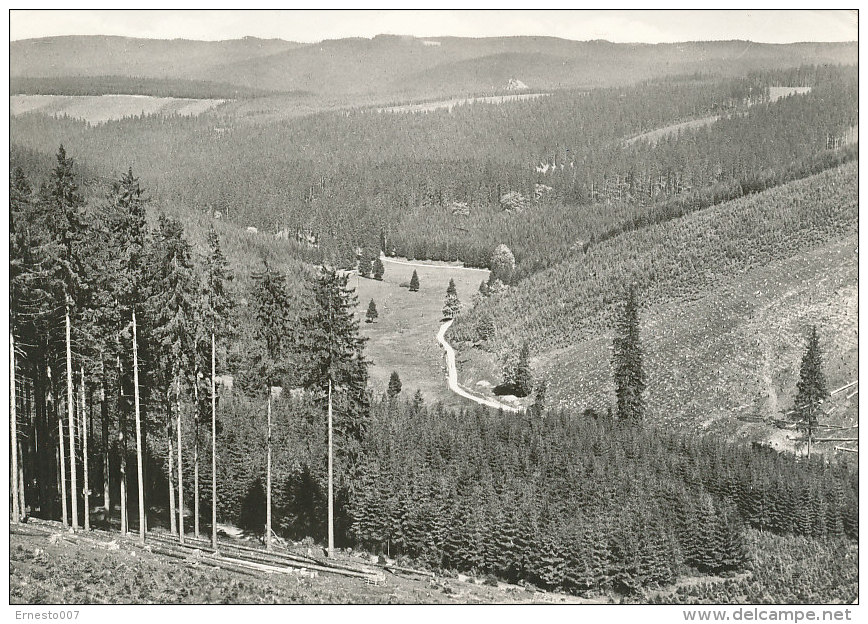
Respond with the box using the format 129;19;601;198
437;319;520;412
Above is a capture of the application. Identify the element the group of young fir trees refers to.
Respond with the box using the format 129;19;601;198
10;147;370;558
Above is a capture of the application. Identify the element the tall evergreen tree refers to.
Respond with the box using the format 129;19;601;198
250;261;293;381
358;248;374;278
299;267;369;458
108;168;150;542
409;270;420;292
298;267;370;555
794;325;828;458
35;146;89;529
202;227;234;548
149;215;199;542
443;278;461;319
513;341;534;397
613;284;646;424
372;257;385;281
250;261;293;550
387;371;402;398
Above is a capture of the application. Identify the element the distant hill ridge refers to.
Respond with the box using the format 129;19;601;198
12;35;857;99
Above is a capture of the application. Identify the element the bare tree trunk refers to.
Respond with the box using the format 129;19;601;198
167;409;176;537
81;366;90;531
118;355;127;536
66;305;78;530
100;356;110;515
24;378;33;518
328;379;334;558
132;309;145;542
193;375;200;539
11;331;21;522
211;333;217;549
176;380;185;545
266;393;272;551
58;405;68;527
18;437;25;519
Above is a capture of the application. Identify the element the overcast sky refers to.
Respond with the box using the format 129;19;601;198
9;9;858;44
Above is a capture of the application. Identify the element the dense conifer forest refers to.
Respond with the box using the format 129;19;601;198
11;65;856;277
9;48;858;603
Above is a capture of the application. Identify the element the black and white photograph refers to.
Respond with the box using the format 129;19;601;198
5;8;860;613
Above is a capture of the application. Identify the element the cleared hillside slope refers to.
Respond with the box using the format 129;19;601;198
449;162;857;442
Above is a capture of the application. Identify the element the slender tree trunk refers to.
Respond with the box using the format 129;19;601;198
193;375;200;539
266;393;272;551
18;437;26;519
211;333;217;549
118;355;127;536
100;356;110;515
11;331;21;522
58;404;68;527
132;310;145;542
176;380;185;545
25;378;33;518
81;366;90;531
66;305;78;529
167;407;176;536
328;378;334;558
38;368;51;518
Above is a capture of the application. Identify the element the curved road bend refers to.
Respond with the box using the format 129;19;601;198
437;319;520;412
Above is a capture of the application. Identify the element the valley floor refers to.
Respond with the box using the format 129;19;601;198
355;255;490;409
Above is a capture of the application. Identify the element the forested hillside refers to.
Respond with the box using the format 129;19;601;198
448;163;857;435
11;65;857;276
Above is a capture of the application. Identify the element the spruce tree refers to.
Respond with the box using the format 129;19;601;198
794;325;828;458
365;299;378;323
250;261;293;549
250;261;293;376
613;284;646;424
372;257;385;281
387;371;402;398
513;341;534;397
37;146;89;529
298;267;369;463
358;248;373;278
408;270;420;292
110;168;150;542
202;227;234;548
443;278;461;319
148;215;200;542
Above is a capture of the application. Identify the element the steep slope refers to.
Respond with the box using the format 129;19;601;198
450;162;857;443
